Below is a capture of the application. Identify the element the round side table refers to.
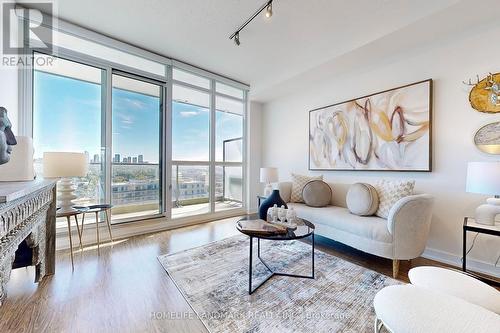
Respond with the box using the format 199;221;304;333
74;204;113;253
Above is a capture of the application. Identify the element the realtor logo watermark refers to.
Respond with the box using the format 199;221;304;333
2;1;54;67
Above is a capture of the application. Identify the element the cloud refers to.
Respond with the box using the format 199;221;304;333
116;112;134;125
180;111;199;118
124;98;147;110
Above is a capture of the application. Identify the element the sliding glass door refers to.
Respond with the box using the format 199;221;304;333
111;73;163;221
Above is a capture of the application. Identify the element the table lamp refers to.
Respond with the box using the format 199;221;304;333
466;161;500;225
260;167;278;196
43;152;88;213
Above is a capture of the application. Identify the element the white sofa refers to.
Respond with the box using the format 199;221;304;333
278;182;434;278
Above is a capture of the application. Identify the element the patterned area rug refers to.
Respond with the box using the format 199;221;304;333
158;235;400;333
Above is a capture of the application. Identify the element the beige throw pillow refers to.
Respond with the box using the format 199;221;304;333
374;179;415;219
346;183;379;216
290;173;323;203
302;180;332;207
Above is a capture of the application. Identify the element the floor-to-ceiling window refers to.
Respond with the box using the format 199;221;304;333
27;16;248;230
111;74;163;220
171;69;246;218
215;88;245;212
33;53;106;228
171;70;211;218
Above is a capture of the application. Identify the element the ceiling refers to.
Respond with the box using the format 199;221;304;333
29;0;497;102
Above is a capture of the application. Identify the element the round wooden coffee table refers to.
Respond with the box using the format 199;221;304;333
236;214;315;294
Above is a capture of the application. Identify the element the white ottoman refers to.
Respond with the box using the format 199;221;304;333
373;285;500;333
408;266;500;314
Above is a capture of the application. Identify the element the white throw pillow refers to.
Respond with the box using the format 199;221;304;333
374;179;415;219
290;173;323;203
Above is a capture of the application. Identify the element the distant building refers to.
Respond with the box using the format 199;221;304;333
132;157;138;164
114;154;120;163
138;155;143;163
176;180;208;199
127;157;132;163
111;179;160;205
93;154;99;163
122;157;127;163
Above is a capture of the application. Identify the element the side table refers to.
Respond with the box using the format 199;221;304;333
75;204;114;253
462;217;500;286
56;207;89;270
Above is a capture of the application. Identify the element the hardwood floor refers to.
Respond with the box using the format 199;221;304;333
0;216;488;332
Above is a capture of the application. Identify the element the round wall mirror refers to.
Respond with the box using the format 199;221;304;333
474;122;500;154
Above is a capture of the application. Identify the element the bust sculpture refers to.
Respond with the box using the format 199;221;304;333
0;107;17;165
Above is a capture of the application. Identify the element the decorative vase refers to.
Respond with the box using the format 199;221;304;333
259;189;287;220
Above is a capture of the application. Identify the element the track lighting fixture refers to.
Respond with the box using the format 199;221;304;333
229;0;274;46
265;2;273;18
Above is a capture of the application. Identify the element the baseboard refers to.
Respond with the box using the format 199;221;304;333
422;247;500;278
56;209;247;251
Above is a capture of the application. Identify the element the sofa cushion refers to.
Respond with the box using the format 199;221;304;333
374;179;415;218
346;183;379;216
290;173;323;203
302;180;331;207
288;203;392;243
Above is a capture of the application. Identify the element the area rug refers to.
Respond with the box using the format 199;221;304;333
158;235;400;333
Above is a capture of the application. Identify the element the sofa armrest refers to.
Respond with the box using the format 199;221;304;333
387;194;434;260
278;182;293;203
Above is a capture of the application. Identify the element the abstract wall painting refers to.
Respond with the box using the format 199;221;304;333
309;79;432;171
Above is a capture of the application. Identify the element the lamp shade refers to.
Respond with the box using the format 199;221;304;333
466;161;500;195
260;167;278;183
43;152;88;178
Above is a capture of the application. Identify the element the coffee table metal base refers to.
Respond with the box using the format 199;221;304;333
248;234;315;295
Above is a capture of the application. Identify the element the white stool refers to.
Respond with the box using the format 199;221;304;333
408;266;500;314
373;284;500;333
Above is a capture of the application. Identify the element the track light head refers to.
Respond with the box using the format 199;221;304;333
234;32;240;46
265;2;273;18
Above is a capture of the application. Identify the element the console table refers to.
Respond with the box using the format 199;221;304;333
462;217;500;286
0;179;57;306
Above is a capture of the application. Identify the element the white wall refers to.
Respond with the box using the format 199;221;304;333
0;4;19;135
0;65;18;134
261;22;500;276
247;101;262;213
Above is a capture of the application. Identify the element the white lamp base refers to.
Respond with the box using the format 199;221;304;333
264;183;273;196
474;197;500;226
57;177;78;213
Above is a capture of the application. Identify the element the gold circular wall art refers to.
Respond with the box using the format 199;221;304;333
469;72;500;113
474;122;500;154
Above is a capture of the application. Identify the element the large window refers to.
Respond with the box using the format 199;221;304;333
215;96;244;211
28;17;248;229
111;74;163;220
33;54;105;228
171;71;246;218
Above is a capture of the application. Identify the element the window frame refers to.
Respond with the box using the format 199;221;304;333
20;12;249;229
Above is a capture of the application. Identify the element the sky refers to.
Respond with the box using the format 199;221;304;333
33;71;243;163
